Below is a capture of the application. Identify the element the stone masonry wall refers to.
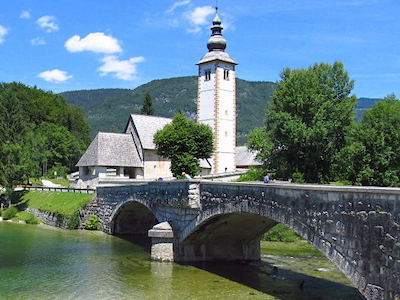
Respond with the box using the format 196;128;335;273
94;181;400;300
197;182;400;300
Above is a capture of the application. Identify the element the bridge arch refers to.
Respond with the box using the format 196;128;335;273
95;181;400;299
110;200;158;235
180;212;278;261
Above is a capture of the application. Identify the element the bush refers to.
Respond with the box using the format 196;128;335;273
15;211;40;224
262;224;301;242
236;167;266;182
66;212;80;229
292;172;305;183
2;206;19;220
85;215;100;230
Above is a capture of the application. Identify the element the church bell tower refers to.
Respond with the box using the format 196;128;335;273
196;8;237;174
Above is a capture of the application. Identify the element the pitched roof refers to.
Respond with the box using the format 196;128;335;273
76;132;142;167
129;114;172;150
236;146;262;167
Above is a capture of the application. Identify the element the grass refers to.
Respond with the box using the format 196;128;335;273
13;211;40;224
261;239;323;257
45;177;70;187
18;190;94;216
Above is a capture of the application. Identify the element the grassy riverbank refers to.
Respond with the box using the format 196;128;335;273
18;190;93;215
1;190;94;227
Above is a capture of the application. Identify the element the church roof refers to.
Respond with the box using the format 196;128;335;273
236;146;262;167
128;114;172;150
76;132;142;167
197;51;237;65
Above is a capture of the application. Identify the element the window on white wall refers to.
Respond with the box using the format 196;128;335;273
205;69;211;81
223;69;229;80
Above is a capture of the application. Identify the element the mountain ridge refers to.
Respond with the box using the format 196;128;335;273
60;76;379;144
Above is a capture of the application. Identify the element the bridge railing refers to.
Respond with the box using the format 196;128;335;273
22;186;96;194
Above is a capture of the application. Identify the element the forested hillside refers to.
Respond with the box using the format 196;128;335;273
60;76;378;144
0;82;91;188
61;77;276;144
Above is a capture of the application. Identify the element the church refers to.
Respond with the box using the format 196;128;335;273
71;8;260;189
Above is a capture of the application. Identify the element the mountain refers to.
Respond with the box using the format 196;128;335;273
61;76;276;144
60;76;379;144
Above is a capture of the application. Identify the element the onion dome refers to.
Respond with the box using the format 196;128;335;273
207;8;227;52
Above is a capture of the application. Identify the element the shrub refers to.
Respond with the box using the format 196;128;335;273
292;172;305;183
236;167;265;182
2;206;19;220
16;211;40;224
85;215;100;230
262;224;301;242
67;212;81;229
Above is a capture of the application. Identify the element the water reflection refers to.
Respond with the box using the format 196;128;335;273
0;222;365;300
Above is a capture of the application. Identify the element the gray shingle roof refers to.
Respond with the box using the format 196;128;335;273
236;146;262;167
197;50;237;65
129;114;172;150
76;132;142;167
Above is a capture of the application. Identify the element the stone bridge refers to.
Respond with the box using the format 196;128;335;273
93;181;400;300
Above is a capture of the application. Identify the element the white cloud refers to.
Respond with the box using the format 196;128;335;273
185;6;214;33
31;37;46;45
37;69;72;83
166;0;191;14
98;55;145;80
20;11;31;19
0;25;9;44
187;6;214;25
36;16;59;33
65;32;122;54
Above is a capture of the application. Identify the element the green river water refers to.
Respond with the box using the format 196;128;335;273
0;221;365;300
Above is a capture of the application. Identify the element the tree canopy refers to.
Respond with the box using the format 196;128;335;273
248;61;357;183
153;112;213;177
0;82;90;189
336;94;400;186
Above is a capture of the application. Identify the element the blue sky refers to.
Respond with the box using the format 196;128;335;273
1;0;399;98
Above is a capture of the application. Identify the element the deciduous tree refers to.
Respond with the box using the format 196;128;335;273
154;111;213;177
249;62;357;183
337;95;400;186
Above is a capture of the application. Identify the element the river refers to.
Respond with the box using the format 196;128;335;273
0;221;365;300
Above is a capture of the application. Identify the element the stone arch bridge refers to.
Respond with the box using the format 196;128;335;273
92;181;400;300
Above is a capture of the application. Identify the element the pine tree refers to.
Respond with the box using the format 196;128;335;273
141;91;154;115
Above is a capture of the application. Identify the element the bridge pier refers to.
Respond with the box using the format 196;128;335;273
148;221;175;262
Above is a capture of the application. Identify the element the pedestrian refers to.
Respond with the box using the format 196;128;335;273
264;173;270;183
182;172;192;180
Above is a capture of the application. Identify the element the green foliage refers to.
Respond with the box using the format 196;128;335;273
262;224;301;242
291;172;305;183
2;206;18;220
236;167;265;182
260;239;322;257
336;95;400;186
251;62;357;183
85;215;100;230
15;211;40;224
141;91;154;115
67;212;80;229
60;77;276;143
0;82;90;191
154;111;214;177
46;163;69;179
